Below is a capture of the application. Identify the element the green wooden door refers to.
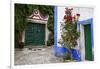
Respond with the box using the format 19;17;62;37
25;23;45;46
84;24;93;61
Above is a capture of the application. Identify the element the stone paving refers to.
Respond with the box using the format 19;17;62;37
14;46;63;65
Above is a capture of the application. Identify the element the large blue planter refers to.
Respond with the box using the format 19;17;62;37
71;49;81;61
54;45;68;57
54;44;81;61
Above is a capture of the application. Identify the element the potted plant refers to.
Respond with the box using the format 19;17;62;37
19;42;24;49
61;8;80;61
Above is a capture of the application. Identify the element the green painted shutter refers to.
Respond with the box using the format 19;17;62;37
25;23;45;46
84;24;93;61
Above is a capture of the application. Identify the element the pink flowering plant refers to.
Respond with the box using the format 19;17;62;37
61;8;80;60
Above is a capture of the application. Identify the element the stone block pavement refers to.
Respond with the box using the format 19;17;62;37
14;46;63;65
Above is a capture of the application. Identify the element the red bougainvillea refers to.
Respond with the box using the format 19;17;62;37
72;16;76;20
76;13;80;17
64;15;72;21
63;8;80;23
61;7;80;60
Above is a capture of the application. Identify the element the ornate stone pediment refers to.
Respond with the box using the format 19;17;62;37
27;9;49;24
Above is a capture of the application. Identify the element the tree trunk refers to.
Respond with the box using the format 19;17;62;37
18;31;24;49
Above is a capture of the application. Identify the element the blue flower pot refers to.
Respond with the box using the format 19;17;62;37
71;49;81;61
54;45;68;57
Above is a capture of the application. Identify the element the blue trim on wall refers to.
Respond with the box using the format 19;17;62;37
54;6;68;57
78;18;93;25
77;21;80;32
91;19;94;48
77;18;94;48
54;6;58;51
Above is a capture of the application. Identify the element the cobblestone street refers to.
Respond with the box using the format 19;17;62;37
15;46;63;65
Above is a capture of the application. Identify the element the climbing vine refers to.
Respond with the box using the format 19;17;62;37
15;4;54;47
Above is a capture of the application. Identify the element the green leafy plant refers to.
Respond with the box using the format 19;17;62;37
61;8;80;60
47;16;54;46
63;53;71;62
15;4;54;48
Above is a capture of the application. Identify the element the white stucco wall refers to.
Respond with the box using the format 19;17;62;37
57;6;94;44
57;6;94;60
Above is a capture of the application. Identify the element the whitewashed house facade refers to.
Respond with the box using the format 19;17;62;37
54;6;94;61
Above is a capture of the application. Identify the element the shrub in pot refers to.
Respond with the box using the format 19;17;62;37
19;42;24;49
61;8;80;61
